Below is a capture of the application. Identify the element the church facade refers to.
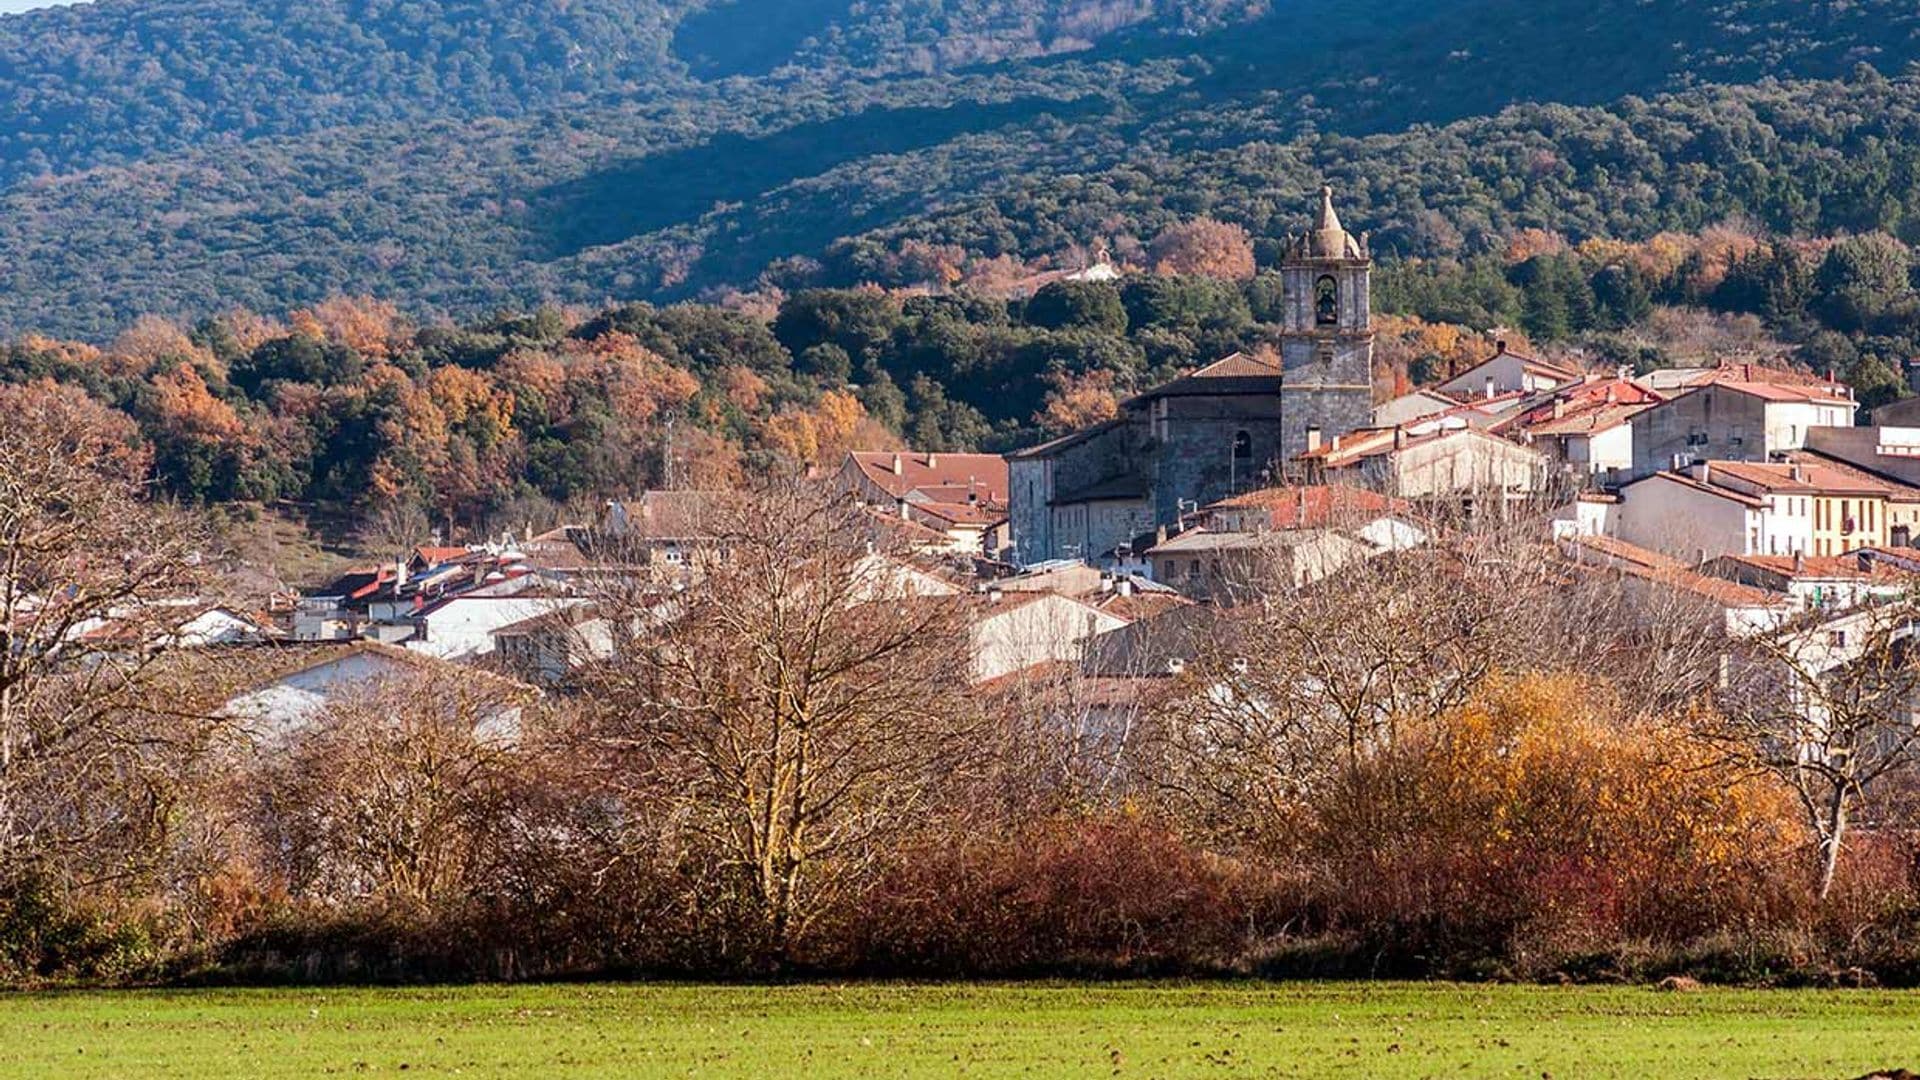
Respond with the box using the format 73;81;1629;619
1006;187;1375;566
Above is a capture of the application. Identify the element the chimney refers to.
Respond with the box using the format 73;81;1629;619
392;559;408;592
1166;657;1187;676
1485;374;1496;401
1551;397;1567;420
1605;385;1617;405
1794;551;1806;575
1118;577;1135;598
1393;426;1407;451
891;453;903;476
1155;525;1169;547
927;453;938;469
1791;463;1805;483
1496;339;1508;355
1296;486;1308;526
1305;425;1323;453
1743;363;1752;382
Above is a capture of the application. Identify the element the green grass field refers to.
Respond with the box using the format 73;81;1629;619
0;982;1916;1078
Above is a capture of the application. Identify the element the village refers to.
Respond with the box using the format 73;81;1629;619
131;192;1920;736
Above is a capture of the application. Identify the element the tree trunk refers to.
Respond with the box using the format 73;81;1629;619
1818;784;1849;901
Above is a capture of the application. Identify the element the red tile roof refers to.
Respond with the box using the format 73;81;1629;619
1719;553;1909;580
1205;484;1408;528
847;451;1010;504
1704;460;1890;496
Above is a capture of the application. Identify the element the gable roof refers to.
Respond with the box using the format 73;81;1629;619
1710;379;1855;405
1440;346;1581;389
846;451;1010;504
1204;484;1408;528
1705;553;1912;584
1704;459;1892;497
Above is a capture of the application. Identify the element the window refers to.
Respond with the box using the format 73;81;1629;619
1315;275;1339;325
1829;630;1849;648
1233;430;1253;460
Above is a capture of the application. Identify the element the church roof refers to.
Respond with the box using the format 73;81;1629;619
1123;351;1284;404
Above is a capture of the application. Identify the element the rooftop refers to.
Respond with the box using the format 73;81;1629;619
846;451;1010;504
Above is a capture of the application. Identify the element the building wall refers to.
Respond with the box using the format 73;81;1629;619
1587;423;1635;474
1389;432;1547;499
1765;400;1853;451
1810;493;1887;555
1437;354;1541;399
1044;498;1154;562
1631;386;1769;478
1805;426;1920;486
1153;393;1289;522
1614;475;1757;559
971;595;1128;682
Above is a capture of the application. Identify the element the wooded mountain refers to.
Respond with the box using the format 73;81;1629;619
5;0;1920;337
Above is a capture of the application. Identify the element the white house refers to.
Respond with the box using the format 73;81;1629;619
1434;343;1580;400
220;642;533;742
1609;468;1804;561
967;591;1130;683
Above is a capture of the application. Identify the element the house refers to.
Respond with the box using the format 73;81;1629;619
1201;483;1415;533
491;604;616;685
1294;420;1550;501
1495;375;1664;483
1007;188;1378;567
407;592;589;662
1786;448;1920;549
1606;459;1908;560
1701;553;1913;612
218;641;536;742
1143;527;1376;599
1802;427;1920;540
1372;388;1461;427
65;600;280;651
837;450;1010;555
965;590;1132;683
1628;379;1855;479
1434;342;1581;400
1556;533;1796;637
602;490;738;580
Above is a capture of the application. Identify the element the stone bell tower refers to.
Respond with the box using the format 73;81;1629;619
1278;185;1375;464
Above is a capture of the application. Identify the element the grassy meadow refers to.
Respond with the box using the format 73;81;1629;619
0;981;1916;1078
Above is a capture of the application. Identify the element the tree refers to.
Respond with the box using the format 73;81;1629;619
0;382;214;889
1714;602;1920;899
1025;281;1127;335
577;482;975;967
1148;219;1256;281
1815;232;1913;333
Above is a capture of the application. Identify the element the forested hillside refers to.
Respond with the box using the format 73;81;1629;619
5;0;1920;336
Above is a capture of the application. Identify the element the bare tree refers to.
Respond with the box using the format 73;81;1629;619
577;479;976;967
1714;601;1920;899
0;383;215;885
249;670;537;912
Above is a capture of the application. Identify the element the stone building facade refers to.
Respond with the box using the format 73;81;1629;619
1006;188;1376;566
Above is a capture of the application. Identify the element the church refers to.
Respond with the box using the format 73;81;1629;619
1006;186;1375;567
